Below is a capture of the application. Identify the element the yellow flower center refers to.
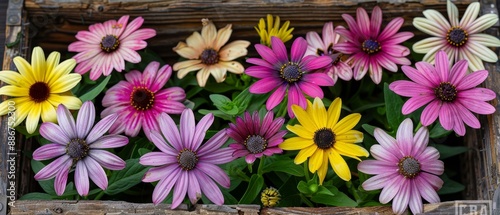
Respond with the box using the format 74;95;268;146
129;87;155;111
313;128;336;149
29;82;50;103
362;39;381;54
434;82;457;102
66;138;89;162
245;135;267;154
280;63;302;83
446;27;468;47
100;35;120;53
177;149;198;171
200;48;219;65
398;156;421;178
261;187;280;207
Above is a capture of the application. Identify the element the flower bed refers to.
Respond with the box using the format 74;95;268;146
2;0;500;214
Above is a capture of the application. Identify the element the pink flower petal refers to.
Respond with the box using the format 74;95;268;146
56;104;77;139
200;148;235;164
390;80;434;97
458;88;496;101
456;70;488;90
152;167;180;205
362;172;399;191
378;175;404;204
197;129;229;157
358;160;398;175
399;66;435;88
454;102;480;129
287;86;307;118
401;95;435;115
370;145;399;164
76;101;96;139
34;155;71;180
90;135;128;149
75;161;90;196
249;77;282;94
290;37;307;63
302;55;332;71
438;102;454;130
244;66;277;79
396;119;414;156
187;172;201;204
158;113;183;151
246;58;275;69
420;159;444;176
356;7;371;36
265;84;287;111
302;73;334;86
195;170;225;205
271;37;289;63
370;6;382;37
412;127;429;156
192;113;214;150
408;180;423;214
54;159;72;196
459;99;496;115
86;114;118;143
33;144;66;160
415;174;442;203
171;171;188;209
420;100;441;126
142;165;177;183
140;152;178;166
40;122;70;144
449;60;468;85
180;109;196;150
89;150;126;170
392;181;410;215
197;163;230;188
378;18;403;41
255;44;280;66
434;51;450;82
298;81;324;98
84;157;108;190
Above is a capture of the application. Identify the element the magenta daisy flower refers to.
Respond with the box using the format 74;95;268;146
389;50;495;136
33;101;128;196
228;111;286;164
305;22;353;84
335;6;414;84
68;15;156;80
245;37;333;118
101;61;186;140
140;109;234;208
358;118;444;215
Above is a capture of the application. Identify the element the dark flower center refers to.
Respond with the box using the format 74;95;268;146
313;128;336;149
245;135;267;154
434;82;457;102
177;149;198;170
362;39;381;54
446;27;468;47
29;82;50;103
66;138;89;161
130;87;155;111
398;156;421;178
280;63;302;83
316;44;335;56
100;35;120;53
200;49;219;65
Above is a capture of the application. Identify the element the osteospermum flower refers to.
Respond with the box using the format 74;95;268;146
228;111;286;164
68;15;156;80
335;6;414;84
255;14;294;47
245;37;333;118
261;187;280;207
140;109;234;208
306;22;353;84
101;61;186;140
279;97;368;184
33;101;127;196
389;50;495;136
172;20;250;87
0;46;82;134
413;0;500;71
358;118;444;215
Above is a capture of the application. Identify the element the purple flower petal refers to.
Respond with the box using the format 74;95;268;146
140;152;178;166
456;70;488;90
378;17;404;41
150;64;172;92
302;73;334;86
192;113;214;150
152;167;180;205
302;56;332;71
373;128;400;160
290;37;307;63
142;165;176;183
84;157;108;190
415;175;441;203
458;88;496;101
392;181;410;215
420;159;444;176
171;171;188;209
402;95;434;115
75;161;90;196
287;86;307;118
408;180;423;214
54;160;72;196
86;114;118;143
459;98;496;115
420;100;441;126
150;130;178;156
265;84;287;111
40;122;70;145
412;126;429;156
249;77;282;94
197;129;228;157
33;144;66;160
357;160;398;175
158;113;183;151
370;144;400;164
180;109;196;150
56;104;77;139
255;44;279;66
299;81;324;99
195;170;225;205
187;172;202;204
362;171;398;191
197;163;230;188
434;51;450;82
245;66;276;79
356;7;370;36
200;148;235;165
76;101;96;139
270;37;289;63
246;58;274;69
396;119;414;156
35;155;71;181
370;6;383;37
378;175;404;204
89;150;126;170
89;135;128;149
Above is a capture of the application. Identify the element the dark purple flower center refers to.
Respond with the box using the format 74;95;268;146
316;43;335;56
398;156;420;178
177;149;198;170
245;135;267;154
434;82;457;102
66;138;89;161
200;49;219;65
280;63;302;83
100;35;120;53
446;27;468;47
313;128;335;149
130;87;155;111
362;39;381;54
29;82;50;103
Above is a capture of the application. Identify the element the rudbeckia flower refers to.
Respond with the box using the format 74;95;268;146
255;14;294;46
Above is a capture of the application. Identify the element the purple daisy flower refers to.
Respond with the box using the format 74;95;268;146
389;50;496;136
33;101;128;196
358;118;444;215
245;36;334;118
227;111;286;164
139;109;234;208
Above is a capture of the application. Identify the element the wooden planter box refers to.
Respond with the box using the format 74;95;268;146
2;0;499;214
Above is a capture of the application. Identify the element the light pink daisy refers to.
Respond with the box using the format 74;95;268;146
140;109;234;208
68;15;156;80
358;118;444;215
245;37;333;118
335;6;414;84
101;61;186;140
306;22;353;84
389;50;495;136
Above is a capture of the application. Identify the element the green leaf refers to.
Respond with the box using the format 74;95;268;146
262;158;304;177
311;186;357;207
429;122;453;139
384;82;405;131
19;192;53;200
362;124;377;136
79;76;111;102
233;87;253;115
31;159;56;195
137;148;152;157
105;158;150;195
238;174;264;204
15;126;40;139
438;174;465;195
210;94;239;115
431;143;468;159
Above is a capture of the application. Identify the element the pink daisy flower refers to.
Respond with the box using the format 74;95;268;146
389;50;496;136
139;109;234;208
33;101;128;196
68;15;156;80
358;118;444;215
227;111;286;164
335;6;414;84
101;61;186;140
245;37;333;118
305;22;353;84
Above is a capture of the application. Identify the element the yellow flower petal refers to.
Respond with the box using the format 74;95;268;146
279;136;314;150
311;98;327;128
317;154;329;185
13;56;35;85
327;149;351;181
174;60;202;72
294;144;317;164
291;104;317;133
40;101;57;123
218;61;245;74
184;32;206;52
208;65;227;83
49;73;82;94
335;130;364;143
14;99;32;127
0;70;23;86
326;98;341;128
45;51;60;78
47;59;76;85
0;85;29;97
332;113;361;135
214;24;232;51
334;142;369;161
47;94;82;110
26;103;42;134
219;40;250;61
173;45;200;60
202;22;217;47
196;67;211;87
31;47;47;82
286;124;314;139
308;149;324;173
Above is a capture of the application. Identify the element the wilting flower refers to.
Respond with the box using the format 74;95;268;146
261;187;281;207
246;37;333;118
33;101;127;196
413;0;500;71
335;6;414;84
173;20;250;87
358;118;444;215
228;111;286;164
101;61;185;140
279;97;368;184
68;15;156;80
255;14;294;46
140;109;234;208
389;50;495;136
306;22;353;84
0;46;82;134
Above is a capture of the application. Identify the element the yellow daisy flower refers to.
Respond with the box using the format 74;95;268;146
279;97;368;184
0;46;82;134
255;14;294;46
172;19;250;87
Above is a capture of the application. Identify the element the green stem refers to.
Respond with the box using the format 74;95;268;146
257;156;266;176
94;191;105;200
299;193;314;207
415;121;422;132
276;97;288;118
303;162;310;181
